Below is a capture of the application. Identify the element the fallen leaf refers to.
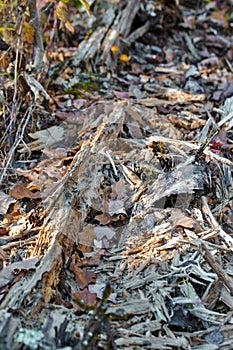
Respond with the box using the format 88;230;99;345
70;256;96;289
73;288;97;307
126;122;143;138
9;183;41;200
19;126;64;152
108;199;126;215
78;251;101;267
0;191;16;215
94;226;116;240
111;180;128;200
89;283;117;303
95;212;125;225
169;209;202;233
0;257;39;288
78;224;96;248
9;216;29;236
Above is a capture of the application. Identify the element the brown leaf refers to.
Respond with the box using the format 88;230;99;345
78;252;101;267
78;224;96;248
95;212;124;225
9;183;41;200
70;256;96;289
95;213;113;225
14;168;39;182
169;209;202;233
126;122;143;138
111;180;128;200
108;199;126;215
73;288;97;307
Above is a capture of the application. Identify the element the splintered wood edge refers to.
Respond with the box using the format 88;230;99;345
0;232;74;315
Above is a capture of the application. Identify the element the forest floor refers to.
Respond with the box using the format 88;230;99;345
0;0;233;349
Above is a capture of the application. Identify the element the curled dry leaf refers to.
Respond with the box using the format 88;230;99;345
9;183;41;200
70;256;96;289
78;251;101;267
169;209;203;233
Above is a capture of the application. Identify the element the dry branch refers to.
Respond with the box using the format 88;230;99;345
74;0;141;67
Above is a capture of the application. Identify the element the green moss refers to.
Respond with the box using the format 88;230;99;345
64;76;99;98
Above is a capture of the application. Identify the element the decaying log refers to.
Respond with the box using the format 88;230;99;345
0;122;107;315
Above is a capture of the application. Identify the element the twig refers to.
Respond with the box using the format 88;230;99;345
101;149;119;177
194;130;218;162
75;283;117;350
28;0;44;67
201;196;233;247
200;242;233;295
182;32;200;60
8;23;22;147
127;20;151;43
0;104;35;186
2;236;39;251
195;111;217;142
224;56;233;73
217;111;233;128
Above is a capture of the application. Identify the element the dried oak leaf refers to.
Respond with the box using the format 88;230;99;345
9;183;41;200
78;224;96;250
111;180;128;200
73;288;97;308
95;212;124;225
169;209;203;233
70;257;96;289
78;251;101;267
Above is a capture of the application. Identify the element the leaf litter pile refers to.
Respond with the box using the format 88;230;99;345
0;0;233;349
